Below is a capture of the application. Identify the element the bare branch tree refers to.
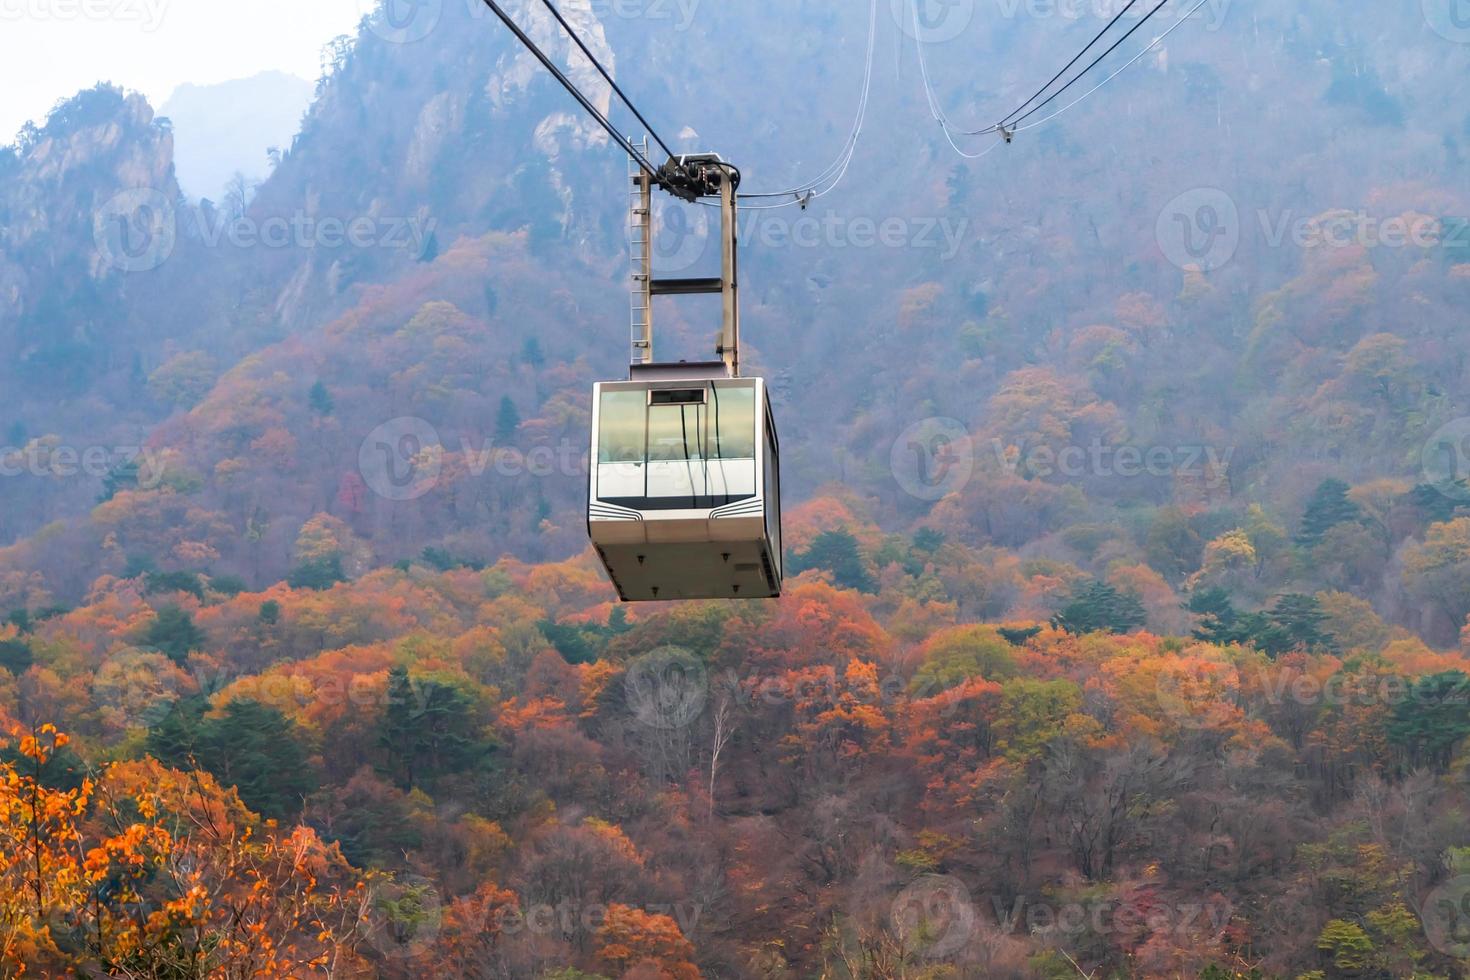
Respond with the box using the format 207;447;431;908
708;691;735;819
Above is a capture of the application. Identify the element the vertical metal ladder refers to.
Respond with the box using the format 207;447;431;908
625;147;740;377
628;137;653;367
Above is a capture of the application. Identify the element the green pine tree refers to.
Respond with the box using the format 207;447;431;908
379;667;419;790
287;554;346;591
1387;671;1470;772
1265;593;1335;655
1053;581;1147;635
203;700;317;819
789;530;877;593
142;606;207;666
1188;586;1241;643
1296;478;1363;547
495;395;521;442
378;669;490;792
308;380;335;416
148;698;316;820
0;639;32;675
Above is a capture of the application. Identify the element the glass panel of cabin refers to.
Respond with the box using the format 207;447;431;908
646;396;708;502
596;382;759;509
597;389;646;500
706;383;757;502
764;411;782;569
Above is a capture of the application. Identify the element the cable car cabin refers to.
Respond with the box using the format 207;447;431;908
589;363;782;601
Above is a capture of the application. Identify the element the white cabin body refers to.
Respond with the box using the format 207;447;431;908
588;363;782;601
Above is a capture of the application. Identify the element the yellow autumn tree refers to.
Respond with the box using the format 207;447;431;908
0;724;372;978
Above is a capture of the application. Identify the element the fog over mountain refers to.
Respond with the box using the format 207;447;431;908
160;71;315;201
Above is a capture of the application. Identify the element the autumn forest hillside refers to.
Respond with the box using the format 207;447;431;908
2;0;1470;976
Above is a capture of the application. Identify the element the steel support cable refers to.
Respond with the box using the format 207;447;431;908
739;0;879;200
912;0;1005;159
961;0;1142;135
999;0;1175;131
918;0;1203;157
485;0;873;207
1013;0;1211;133
699;0;879;213
694;134;869;209
536;0;680;162
478;0;658;174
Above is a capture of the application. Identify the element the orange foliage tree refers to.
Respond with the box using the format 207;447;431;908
0;724;371;978
594;904;700;979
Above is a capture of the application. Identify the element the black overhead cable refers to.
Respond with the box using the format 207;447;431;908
966;0;1142;135
479;0;882;207
477;0;658;175
989;0;1175;133
739;0;879;200
535;0;680;163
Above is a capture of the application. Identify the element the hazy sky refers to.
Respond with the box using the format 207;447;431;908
0;0;366;140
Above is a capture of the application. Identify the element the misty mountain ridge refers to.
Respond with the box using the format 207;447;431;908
159;71;315;202
0;0;1467;629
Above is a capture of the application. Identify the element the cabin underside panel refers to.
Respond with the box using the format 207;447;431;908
594;536;780;601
